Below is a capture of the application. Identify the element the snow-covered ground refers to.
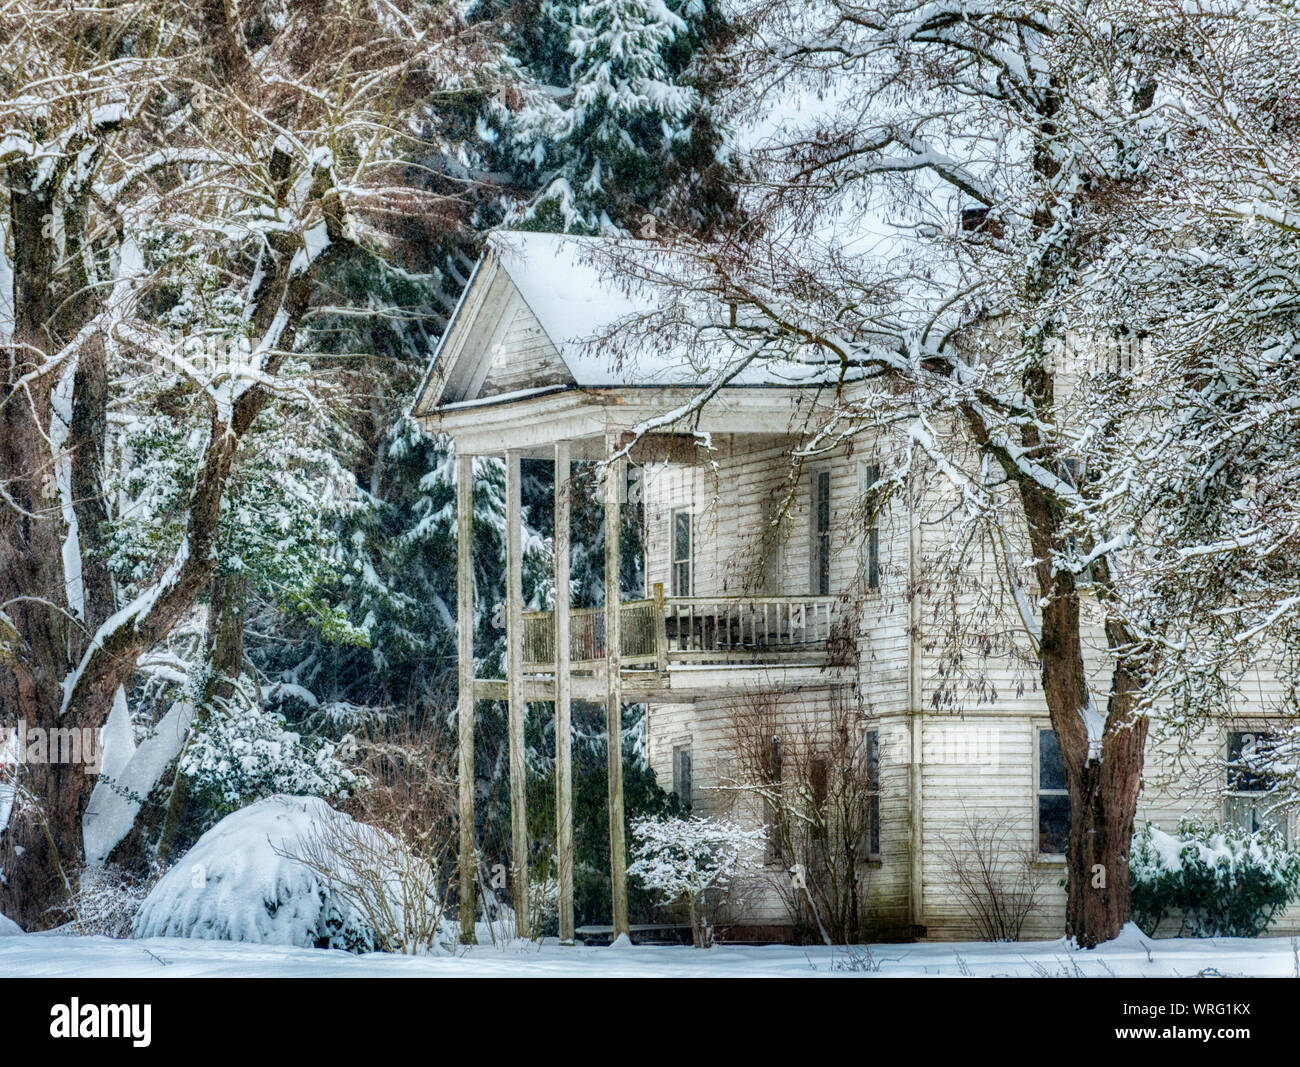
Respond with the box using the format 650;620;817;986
0;925;1296;978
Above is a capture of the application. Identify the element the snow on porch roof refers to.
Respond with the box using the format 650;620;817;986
416;230;837;413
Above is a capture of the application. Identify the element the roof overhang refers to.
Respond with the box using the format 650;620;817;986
417;383;837;457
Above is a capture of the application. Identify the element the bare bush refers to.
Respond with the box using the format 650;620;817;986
289;809;452;955
63;864;161;938
937;810;1043;941
722;690;879;944
291;723;458;954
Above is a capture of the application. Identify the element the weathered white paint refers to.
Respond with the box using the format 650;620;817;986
554;440;575;944
505;449;530;937
456;452;477;944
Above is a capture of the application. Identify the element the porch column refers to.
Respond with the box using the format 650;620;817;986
604;441;630;938
907;468;926;936
554;441;575;943
456;451;477;944
505;448;530;937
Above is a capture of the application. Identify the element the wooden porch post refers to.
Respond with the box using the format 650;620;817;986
907;466;926;937
456;451;477;944
505;448;530;938
604;442;630;938
554;441;575;944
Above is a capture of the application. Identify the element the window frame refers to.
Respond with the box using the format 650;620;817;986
1034;726;1070;861
759;493;783;595
858;461;882;592
672;743;693;810
764;735;784;864
809;466;832;596
863;728;881;861
670;509;693;597
1225;730;1290;844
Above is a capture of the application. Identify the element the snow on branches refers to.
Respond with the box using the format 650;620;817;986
627;814;764;946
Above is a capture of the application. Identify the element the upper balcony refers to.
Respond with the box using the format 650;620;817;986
468;590;852;702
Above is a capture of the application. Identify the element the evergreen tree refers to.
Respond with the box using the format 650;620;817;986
491;0;736;233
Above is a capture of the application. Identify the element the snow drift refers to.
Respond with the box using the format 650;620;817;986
133;795;451;953
0;911;22;936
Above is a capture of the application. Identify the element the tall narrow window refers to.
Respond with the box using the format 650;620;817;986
673;744;693;809
1059;458;1092;586
860;462;881;591
1037;728;1070;856
1226;731;1288;842
811;469;831;595
759;495;783;594
765;736;783;862
671;510;692;596
864;729;881;858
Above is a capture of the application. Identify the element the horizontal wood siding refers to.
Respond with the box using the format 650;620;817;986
645;687;911;934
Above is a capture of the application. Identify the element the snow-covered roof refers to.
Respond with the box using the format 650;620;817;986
415;230;835;413
489;231;659;385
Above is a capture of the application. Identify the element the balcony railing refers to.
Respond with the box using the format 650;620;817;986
522;599;662;669
521;594;840;670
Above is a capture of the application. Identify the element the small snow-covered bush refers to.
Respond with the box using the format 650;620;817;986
66;864;157;938
628;815;765;947
1130;820;1300;938
134;795;452;954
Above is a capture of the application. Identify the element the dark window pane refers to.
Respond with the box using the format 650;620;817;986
673;560;690;596
1040;729;1066;791
869;794;880;855
816;471;831;531
765;798;783;861
810;757;829;806
767;736;782;781
868;527;880;590
814;472;832;595
1228;731;1275;793
1038;795;1070;855
673;512;690;561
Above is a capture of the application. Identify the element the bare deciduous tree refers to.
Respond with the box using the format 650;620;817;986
721;690;879;944
0;0;500;926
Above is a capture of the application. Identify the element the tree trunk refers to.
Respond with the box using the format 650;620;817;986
0;145;345;924
156;573;248;861
1017;464;1148;948
1063;665;1148;947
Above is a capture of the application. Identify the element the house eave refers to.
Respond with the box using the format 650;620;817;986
418;382;845;456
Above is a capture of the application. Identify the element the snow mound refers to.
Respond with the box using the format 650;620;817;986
1106;923;1154;951
0;912;22;936
134;795;450;954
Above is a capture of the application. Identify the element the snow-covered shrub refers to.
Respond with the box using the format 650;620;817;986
134;795;452;954
65;864;158;938
627;814;765;947
289;797;453;955
1130;820;1300;938
180;692;359;819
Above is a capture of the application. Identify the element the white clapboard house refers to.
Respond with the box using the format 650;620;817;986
414;231;1296;942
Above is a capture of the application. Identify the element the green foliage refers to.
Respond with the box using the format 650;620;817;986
522;702;681;931
1130;819;1300;938
483;0;736;234
104;376;365;648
